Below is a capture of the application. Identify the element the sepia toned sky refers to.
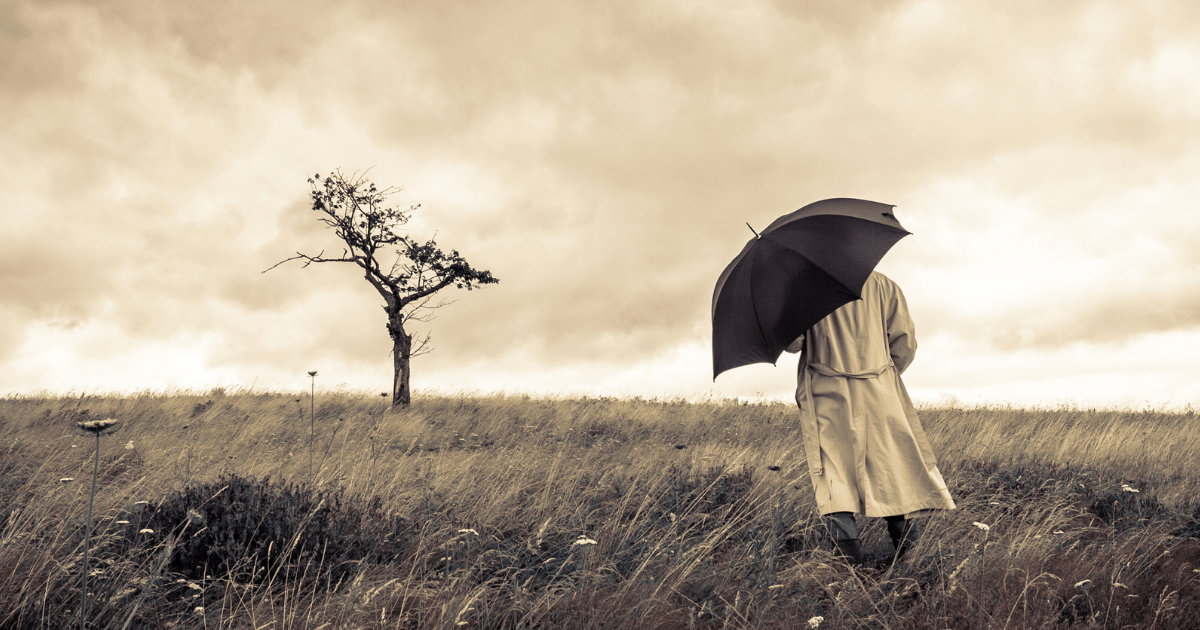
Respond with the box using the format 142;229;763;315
4;0;1200;408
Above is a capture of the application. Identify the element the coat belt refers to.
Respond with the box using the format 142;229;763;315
799;361;895;477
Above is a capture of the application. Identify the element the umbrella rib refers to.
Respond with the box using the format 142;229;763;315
745;246;774;359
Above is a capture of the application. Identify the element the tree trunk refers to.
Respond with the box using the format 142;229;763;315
388;313;412;409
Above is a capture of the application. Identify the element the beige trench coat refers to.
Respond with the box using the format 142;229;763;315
791;272;956;518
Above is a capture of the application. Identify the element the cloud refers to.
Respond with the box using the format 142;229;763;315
3;0;1200;404
888;141;1200;351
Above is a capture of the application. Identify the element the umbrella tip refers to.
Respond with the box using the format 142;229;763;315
746;222;760;238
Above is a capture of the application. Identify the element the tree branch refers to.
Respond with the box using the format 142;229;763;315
398;275;458;309
410;331;434;358
402;295;453;324
261;251;361;274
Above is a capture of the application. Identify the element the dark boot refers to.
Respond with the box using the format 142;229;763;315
824;512;863;564
886;516;919;560
834;538;866;564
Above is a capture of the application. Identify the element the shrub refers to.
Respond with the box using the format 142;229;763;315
1176;503;1200;539
1085;483;1167;532
135;473;410;588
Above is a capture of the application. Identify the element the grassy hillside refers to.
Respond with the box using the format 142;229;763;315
1;390;1198;629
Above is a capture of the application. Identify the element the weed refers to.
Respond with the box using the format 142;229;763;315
138;473;410;589
77;417;119;630
0;392;1196;628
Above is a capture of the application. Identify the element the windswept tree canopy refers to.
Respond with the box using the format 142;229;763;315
292;171;499;314
265;170;498;407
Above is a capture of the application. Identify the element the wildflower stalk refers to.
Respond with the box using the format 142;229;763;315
82;430;99;630
316;420;342;481
77;418;118;630
184;423;193;487
308;371;317;486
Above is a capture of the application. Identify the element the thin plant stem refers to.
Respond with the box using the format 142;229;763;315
185;424;192;487
316;423;341;481
310;374;316;486
119;531;178;630
81;431;100;630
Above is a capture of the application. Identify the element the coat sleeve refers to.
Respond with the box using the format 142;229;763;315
885;280;918;374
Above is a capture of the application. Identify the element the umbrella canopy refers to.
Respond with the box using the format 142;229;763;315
712;198;911;379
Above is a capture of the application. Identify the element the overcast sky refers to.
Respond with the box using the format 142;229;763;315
4;0;1200;408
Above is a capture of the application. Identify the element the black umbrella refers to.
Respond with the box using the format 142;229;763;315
712;198;911;379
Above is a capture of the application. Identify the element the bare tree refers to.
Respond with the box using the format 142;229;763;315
264;170;498;408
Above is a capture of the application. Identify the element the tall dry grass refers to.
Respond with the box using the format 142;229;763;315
1;389;1197;628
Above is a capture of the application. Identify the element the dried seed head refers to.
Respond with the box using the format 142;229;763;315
78;418;119;434
308;371;318;377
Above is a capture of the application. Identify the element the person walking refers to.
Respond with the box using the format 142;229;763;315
786;271;955;564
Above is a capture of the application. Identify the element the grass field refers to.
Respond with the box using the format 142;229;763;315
1;390;1198;629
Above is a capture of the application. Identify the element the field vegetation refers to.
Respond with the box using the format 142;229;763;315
1;390;1198;629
